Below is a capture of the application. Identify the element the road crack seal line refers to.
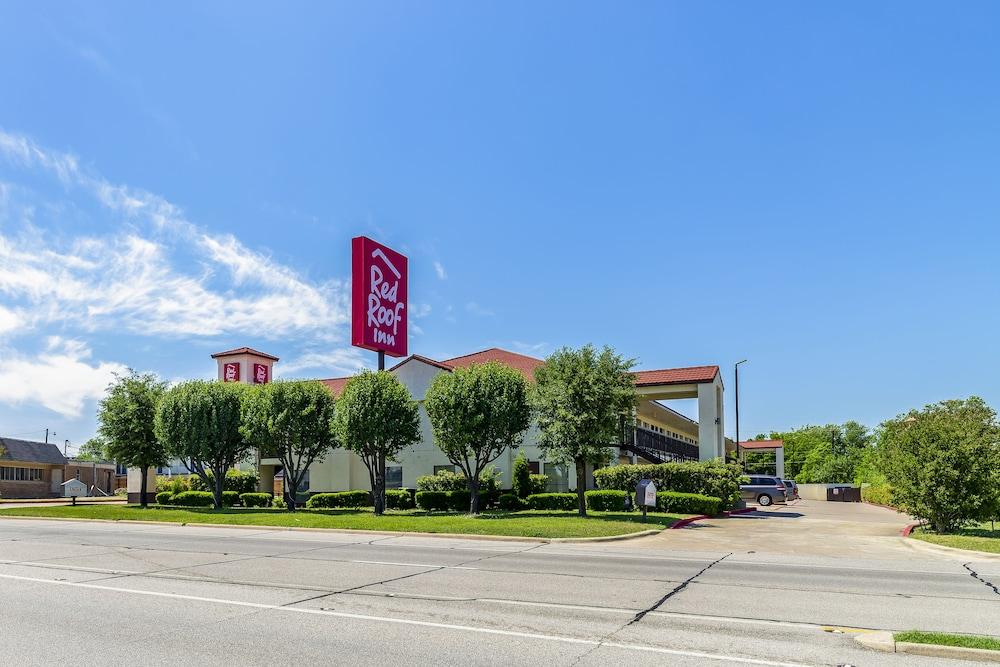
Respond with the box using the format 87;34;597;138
963;562;1000;596
568;552;733;667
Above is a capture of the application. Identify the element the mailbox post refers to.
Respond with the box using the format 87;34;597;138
635;479;657;522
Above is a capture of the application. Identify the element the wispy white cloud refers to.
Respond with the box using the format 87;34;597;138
277;348;368;377
0;130;350;341
0;338;126;417
510;341;549;356
433;261;447;280
465;301;495;317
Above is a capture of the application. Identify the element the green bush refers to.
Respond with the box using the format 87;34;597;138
155;491;174;505
272;495;286;509
415;491;449;512
446;490;490;512
585;490;627;512
593;460;743;508
526;493;577;510
114;487;128;496
862;484;895;507
385;489;415;510
307;491;371;509
221;490;240;507
512;452;531;498
498;493;525;510
240;492;272;508
416;467;501;493
188;468;260;495
656;491;722;515
170;491;215;507
156;476;190;495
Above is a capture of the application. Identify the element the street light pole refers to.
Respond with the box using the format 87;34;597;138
735;359;748;466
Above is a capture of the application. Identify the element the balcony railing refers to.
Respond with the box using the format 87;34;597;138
618;420;699;463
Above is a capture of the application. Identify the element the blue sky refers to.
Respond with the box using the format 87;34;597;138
2;1;999;452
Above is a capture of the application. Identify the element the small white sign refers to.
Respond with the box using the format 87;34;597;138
644;481;657;506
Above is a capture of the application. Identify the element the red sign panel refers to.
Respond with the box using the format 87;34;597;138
223;362;240;382
252;363;269;384
351;236;408;357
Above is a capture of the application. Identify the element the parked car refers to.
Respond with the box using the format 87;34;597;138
740;475;787;507
781;479;799;500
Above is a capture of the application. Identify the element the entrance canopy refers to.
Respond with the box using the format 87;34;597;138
739;439;785;479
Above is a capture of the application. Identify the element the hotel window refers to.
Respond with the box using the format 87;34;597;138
433;465;458;475
385;466;403;489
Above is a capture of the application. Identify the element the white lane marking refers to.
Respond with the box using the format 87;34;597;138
0;572;812;667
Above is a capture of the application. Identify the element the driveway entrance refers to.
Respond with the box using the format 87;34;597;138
633;499;938;560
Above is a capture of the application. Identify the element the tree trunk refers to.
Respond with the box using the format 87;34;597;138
139;466;149;509
468;476;481;514
373;453;386;515
286;469;297;512
214;470;225;510
575;459;587;517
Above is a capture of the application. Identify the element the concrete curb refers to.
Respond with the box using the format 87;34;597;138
902;530;1000;560
0;514;664;544
855;632;1000;663
670;507;756;529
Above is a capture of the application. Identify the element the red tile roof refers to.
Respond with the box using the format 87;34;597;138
318;349;718;394
319;377;350;397
739;439;784;450
211;347;280;361
441;348;545;381
632;365;718;386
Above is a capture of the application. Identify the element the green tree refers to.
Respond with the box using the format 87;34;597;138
332;370;421;515
532;345;636;517
512;451;532;499
241;380;338;511
425;362;531;513
97;371;167;509
76;437;109;462
155;380;252;509
877;397;1000;533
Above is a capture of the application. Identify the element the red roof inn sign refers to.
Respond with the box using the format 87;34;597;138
351;236;408;357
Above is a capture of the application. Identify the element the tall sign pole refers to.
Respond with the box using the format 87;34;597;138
735;359;748;467
351;236;408;371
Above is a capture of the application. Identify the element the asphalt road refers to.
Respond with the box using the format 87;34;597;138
0;514;997;666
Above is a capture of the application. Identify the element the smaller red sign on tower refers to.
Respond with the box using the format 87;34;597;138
223;362;240;382
253;363;269;384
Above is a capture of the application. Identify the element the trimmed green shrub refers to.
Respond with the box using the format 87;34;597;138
593;460;743;508
221;490;240;507
416;467;501;494
862;484;895;507
585;490;627;512
498;493;525;510
526;493;577;511
240;492;272;508
307;490;371;509
385;489;415;510
155;491;174;505
156;476;190;495
272;495;286;509
655;491;722;515
170;491;215;507
188;468;260;495
528;474;549;495
446;490;490;512
415;491;449;512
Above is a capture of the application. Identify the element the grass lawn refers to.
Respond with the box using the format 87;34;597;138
910;523;1000;554
895;631;1000;652
0;505;688;539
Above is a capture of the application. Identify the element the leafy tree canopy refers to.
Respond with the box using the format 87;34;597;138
76;437;109;462
332;370;421;515
425;362;531;513
532;344;636;516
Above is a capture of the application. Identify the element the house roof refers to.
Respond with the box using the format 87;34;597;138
739;439;785;450
210;347;280;361
633;365;719;386
0;438;67;465
317;348;719;395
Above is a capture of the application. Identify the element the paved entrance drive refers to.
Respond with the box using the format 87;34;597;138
634;499;929;560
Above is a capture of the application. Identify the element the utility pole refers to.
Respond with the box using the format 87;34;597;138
735;360;748;468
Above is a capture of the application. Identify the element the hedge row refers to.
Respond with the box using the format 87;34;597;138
156;490;240;507
240;492;272;508
525;493;577;510
307;490;371;509
592;460;743;507
415;468;501;493
415;490;490;512
655;491;722;515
